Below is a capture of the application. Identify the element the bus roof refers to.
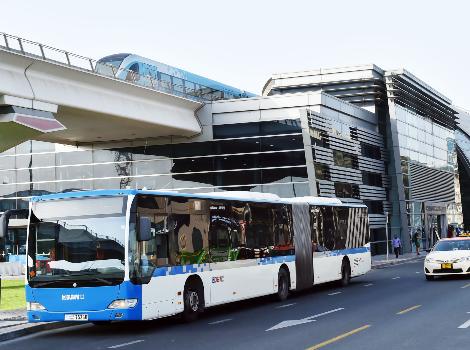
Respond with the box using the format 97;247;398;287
31;189;366;207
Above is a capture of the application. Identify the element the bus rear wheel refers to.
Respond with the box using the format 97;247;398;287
276;268;290;301
339;260;351;287
183;285;203;322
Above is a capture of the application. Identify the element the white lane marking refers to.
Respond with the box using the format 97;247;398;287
208;318;233;325
415;271;421;274
276;303;296;309
461;283;470;289
458;319;470;329
266;308;344;331
392;276;401;280
364;283;373;287
108;340;145;349
328;292;342;296
374;259;424;269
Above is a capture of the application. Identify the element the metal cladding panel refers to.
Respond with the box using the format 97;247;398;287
329;135;360;154
318;180;335;197
359;185;387;201
409;163;455;203
308;112;331;132
358;156;385;173
356;129;384;148
293;203;313;290
313;146;334;165
369;214;387;229
329;166;363;184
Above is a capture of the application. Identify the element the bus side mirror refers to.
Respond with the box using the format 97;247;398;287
0;209;29;238
0;213;8;239
137;217;152;241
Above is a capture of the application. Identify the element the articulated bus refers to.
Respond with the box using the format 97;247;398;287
0;190;370;323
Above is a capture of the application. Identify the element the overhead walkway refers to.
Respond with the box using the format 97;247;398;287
0;32;203;151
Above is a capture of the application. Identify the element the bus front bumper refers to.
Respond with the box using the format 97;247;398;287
27;308;141;322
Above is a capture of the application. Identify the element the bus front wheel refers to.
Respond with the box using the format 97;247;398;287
276;268;290;301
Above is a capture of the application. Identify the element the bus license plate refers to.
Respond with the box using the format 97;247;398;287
441;263;453;269
64;314;88;321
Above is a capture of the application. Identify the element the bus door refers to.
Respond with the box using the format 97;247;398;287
311;206;341;283
292;203;313;290
208;201;240;304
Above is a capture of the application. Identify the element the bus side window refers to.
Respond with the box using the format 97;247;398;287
311;206;326;252
245;203;273;259
167;198;210;266
333;207;348;250
137;195;169;268
209;201;231;262
321;207;335;251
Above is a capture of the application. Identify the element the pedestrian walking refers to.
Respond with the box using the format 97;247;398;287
392;235;401;258
413;229;421;255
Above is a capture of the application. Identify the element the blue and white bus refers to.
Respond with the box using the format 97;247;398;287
95;54;255;101
0;190;370;323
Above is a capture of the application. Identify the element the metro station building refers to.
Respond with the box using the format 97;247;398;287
0;36;464;258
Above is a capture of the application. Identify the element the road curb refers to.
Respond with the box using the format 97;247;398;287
372;256;425;269
0;321;77;342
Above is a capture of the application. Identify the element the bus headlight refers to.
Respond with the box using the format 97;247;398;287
27;302;46;311
108;299;138;309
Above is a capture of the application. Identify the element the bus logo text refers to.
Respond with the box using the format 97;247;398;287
212;276;224;283
62;294;85;301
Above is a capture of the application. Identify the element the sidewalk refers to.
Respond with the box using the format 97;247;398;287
0;308;71;342
372;251;426;269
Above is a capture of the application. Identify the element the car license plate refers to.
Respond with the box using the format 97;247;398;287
64;314;88;321
441;263;453;269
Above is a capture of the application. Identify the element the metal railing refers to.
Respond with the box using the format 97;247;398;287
0;32;228;103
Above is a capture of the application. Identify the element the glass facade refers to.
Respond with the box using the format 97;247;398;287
0;119;311;261
395;105;456;172
0;120;309;213
392;105;462;249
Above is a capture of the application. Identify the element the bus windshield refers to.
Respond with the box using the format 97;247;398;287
27;196;127;288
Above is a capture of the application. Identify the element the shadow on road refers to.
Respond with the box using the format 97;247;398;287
42;279;367;339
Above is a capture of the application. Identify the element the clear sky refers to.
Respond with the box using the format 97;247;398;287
2;0;469;108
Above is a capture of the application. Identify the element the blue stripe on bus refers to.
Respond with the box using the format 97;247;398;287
327;246;370;256
152;263;211;277
151;256;296;277
259;255;296;265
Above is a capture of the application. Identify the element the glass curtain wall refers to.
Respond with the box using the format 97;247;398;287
394;105;462;243
0;119;310;212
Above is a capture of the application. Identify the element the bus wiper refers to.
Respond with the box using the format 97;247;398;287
31;280;59;288
30;278;72;288
62;272;114;285
31;274;114;287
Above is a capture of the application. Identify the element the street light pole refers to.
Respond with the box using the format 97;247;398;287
385;211;389;261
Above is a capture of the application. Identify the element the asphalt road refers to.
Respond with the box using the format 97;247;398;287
2;259;469;350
